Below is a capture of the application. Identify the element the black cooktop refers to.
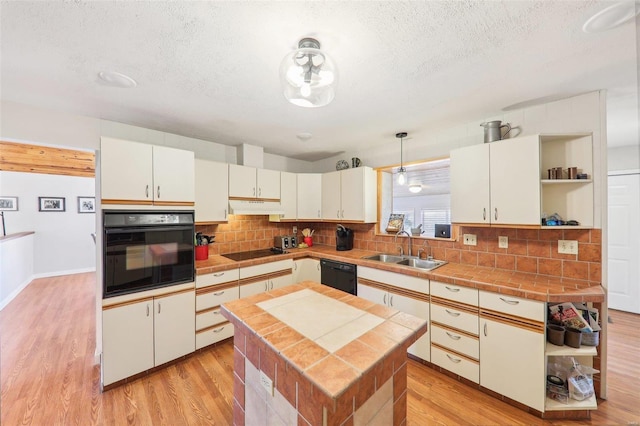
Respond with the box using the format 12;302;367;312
222;248;287;261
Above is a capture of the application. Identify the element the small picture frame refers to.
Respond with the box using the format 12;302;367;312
77;196;96;213
0;196;18;211
39;197;65;212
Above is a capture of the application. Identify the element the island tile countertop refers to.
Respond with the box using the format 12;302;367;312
221;280;428;424
197;244;604;304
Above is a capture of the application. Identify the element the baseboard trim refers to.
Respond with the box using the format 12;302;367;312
32;267;96;279
0;276;33;311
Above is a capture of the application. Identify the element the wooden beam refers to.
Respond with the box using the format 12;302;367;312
0;141;95;177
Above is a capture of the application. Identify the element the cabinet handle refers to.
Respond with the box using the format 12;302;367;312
224;209;227;219
317;210;320;218
337;209;340;218
483;208;486;220
294;263;297;270
157;186;161;199
445;309;461;317
213;291;225;296
253;187;256;196
446;332;461;340
499;297;519;305
213;310;220;315
445;286;460;292
389;295;394;306
259;187;262;197
446;354;462;364
213;326;225;333
270;281;274;290
383;294;387;305
494;207;498;220
317;263;320;270
484;323;488;336
264;282;268;291
145;185;149;198
157;303;161;314
146;304;150;317
341;210;344;218
213;272;225;277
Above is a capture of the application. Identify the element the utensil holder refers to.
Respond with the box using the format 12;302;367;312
564;328;582;348
546;324;565;346
303;236;313;247
195;245;209;261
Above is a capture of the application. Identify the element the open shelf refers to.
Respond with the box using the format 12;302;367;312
545;394;597;411
540;179;592;184
545;342;597;356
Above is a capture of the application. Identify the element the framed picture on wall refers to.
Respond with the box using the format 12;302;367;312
0;196;18;211
38;197;65;212
77;196;95;213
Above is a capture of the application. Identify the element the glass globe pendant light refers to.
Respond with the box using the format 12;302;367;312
396;132;407;185
279;38;338;108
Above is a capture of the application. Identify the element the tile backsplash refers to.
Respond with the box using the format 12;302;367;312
197;217;601;283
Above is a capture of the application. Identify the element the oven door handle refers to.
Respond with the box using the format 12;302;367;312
105;225;194;234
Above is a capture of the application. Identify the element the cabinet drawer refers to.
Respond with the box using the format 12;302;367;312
196;308;226;330
196;269;239;288
431;324;479;360
196;286;239;311
431;345;479;384
431;281;478;306
240;259;293;279
479;291;544;322
431;303;479;335
358;266;429;295
196;322;234;349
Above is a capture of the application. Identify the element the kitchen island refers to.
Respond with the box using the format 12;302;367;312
221;280;428;425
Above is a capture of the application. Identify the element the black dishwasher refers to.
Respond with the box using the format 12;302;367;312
320;259;357;295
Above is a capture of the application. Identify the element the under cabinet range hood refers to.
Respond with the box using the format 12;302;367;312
228;200;285;215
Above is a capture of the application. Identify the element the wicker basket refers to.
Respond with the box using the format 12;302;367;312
581;330;599;346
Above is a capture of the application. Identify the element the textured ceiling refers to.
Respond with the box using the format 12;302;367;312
1;1;638;161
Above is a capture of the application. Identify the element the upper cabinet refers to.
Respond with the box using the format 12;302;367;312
228;164;280;200
297;173;322;221
321;167;377;222
194;159;228;223
101;137;194;207
278;171;298;220
451;133;593;228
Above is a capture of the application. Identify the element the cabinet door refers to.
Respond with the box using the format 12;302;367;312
322;171;342;220
240;280;267;298
450;144;490;224
340;168;365;221
278;172;297;219
356;283;387;306
154;291;195;366
152;145;195;204
101;137;153;203
269;273;293;291
102;299;154;386
480;318;545;412
297;173;322;220
195;160;228;222
257;169;281;199
293;259;321;283
489;136;540;225
390;292;430;362
229;164;257;198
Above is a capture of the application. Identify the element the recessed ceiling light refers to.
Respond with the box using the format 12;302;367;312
97;71;137;88
409;184;422;193
296;132;313;141
583;2;640;33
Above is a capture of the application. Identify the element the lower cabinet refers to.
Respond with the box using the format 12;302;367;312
195;269;239;350
293;258;320;283
357;266;430;362
239;259;294;298
102;288;195;387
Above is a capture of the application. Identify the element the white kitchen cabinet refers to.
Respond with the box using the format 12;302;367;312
321;167;377;222
102;288;195;387
194;159;228;223
101;137;195;206
297;173;322;220
195;270;239;350
450;135;540;226
357;266;430;361
479;291;545;412
239;259;293;298
270;171;297;222
228;164;280;199
293;258;321;283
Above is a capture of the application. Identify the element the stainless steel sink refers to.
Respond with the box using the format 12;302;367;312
362;254;405;263
362;253;447;271
397;257;447;270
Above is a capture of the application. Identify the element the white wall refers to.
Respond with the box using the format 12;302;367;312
0;171;96;276
608;145;640;171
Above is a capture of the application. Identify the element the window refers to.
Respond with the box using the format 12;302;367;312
379;158;451;237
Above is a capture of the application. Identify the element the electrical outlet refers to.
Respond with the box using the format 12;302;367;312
558;240;578;255
463;234;477;246
498;236;508;248
292;226;297;234
260;371;274;396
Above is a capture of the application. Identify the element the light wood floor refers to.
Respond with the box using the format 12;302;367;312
2;273;639;425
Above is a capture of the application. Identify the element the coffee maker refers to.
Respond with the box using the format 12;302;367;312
336;224;354;251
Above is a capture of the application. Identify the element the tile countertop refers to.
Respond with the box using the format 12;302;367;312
220;280;428;399
196;244;604;304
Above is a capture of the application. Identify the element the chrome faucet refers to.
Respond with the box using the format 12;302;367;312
395;230;412;257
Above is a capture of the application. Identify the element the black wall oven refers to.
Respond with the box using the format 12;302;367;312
103;211;195;298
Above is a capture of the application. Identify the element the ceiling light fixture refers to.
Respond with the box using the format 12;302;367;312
97;71;137;88
409;184;422;193
583;2;640;33
396;132;408;185
280;38;338;108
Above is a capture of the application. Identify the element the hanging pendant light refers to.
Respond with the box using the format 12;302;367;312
279;38;338;108
396;132;407;185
